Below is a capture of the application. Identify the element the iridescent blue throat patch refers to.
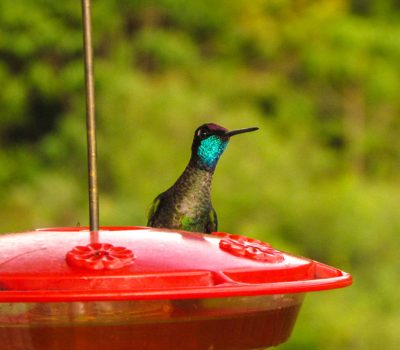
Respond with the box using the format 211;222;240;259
197;136;228;168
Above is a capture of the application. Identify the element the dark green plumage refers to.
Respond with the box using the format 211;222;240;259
147;123;258;233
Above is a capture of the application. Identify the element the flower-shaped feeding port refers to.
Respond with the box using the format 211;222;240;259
214;233;285;263
66;243;135;270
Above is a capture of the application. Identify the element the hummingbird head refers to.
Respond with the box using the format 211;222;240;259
191;123;258;170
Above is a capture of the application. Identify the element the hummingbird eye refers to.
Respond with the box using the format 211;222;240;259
197;128;209;139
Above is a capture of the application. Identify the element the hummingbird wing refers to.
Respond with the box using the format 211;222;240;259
205;207;218;233
147;195;162;227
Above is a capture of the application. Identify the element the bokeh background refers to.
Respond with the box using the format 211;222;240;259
1;0;399;349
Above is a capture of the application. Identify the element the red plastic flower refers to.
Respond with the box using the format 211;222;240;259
215;233;284;263
66;243;135;270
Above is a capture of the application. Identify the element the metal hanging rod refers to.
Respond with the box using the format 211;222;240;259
81;0;99;233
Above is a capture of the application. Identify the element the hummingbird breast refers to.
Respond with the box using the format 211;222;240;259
149;165;215;232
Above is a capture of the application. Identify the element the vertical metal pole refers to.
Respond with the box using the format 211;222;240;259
81;0;99;235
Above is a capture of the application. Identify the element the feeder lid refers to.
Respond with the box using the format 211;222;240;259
0;227;351;302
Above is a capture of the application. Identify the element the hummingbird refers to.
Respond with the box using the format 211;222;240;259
147;123;258;233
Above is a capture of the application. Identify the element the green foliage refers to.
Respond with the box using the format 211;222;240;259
1;0;400;349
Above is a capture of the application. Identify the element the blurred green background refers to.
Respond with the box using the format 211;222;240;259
1;0;399;349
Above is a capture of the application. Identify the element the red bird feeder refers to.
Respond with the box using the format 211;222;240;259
0;227;351;349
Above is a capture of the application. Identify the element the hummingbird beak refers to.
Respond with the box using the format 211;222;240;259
224;127;259;137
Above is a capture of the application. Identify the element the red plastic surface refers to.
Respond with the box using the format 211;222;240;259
216;233;285;262
0;227;352;302
66;243;135;270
